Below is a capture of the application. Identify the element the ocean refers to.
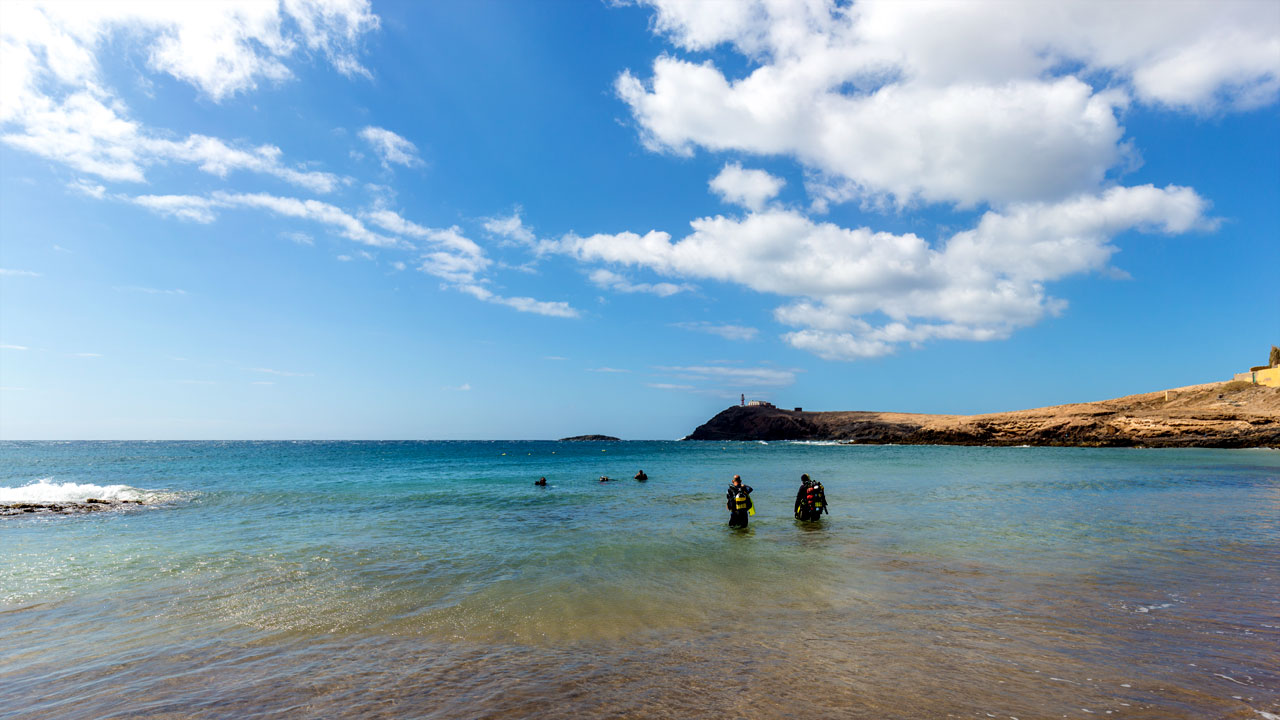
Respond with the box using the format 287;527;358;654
1;441;1277;719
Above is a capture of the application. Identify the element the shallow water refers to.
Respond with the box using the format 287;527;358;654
1;441;1277;718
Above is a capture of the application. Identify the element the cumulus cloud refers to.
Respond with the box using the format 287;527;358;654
589;268;691;297
555;184;1210;359
708;163;784;211
359;126;423;169
620;0;1279;209
484;212;538;246
0;2;365;190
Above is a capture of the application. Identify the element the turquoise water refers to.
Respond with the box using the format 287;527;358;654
1;441;1277;719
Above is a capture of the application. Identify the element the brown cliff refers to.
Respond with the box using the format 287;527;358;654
687;382;1280;448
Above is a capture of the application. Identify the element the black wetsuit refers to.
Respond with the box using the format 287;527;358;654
795;481;828;521
726;483;753;528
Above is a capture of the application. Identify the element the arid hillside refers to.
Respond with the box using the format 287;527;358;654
687;382;1280;448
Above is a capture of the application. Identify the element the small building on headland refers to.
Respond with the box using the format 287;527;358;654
746;400;774;408
1234;346;1280;387
1234;367;1280;388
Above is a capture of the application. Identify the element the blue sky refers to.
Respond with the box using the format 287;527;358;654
1;0;1277;440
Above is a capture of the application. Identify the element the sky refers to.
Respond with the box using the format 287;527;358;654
1;0;1277;440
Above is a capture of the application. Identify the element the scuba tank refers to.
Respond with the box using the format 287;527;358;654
734;492;750;510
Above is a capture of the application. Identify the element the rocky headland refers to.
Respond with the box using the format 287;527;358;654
687;382;1280;448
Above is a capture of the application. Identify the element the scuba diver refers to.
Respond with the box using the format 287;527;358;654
634;469;648;482
534;477;547;486
794;473;828;521
726;474;754;528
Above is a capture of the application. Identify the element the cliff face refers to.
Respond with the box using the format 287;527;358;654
687;383;1280;448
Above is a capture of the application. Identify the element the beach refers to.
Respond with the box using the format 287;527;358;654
2;440;1277;718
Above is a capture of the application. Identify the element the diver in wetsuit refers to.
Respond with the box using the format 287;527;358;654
794;473;828;522
726;474;754;528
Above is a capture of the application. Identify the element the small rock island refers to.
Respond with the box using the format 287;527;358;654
557;435;621;442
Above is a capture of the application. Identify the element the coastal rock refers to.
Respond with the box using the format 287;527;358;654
1;499;145;516
557;435;621;442
687;382;1280;448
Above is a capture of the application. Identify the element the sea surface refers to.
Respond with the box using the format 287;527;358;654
1;441;1277;719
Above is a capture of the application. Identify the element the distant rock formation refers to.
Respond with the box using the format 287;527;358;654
558;435;621;442
686;382;1280;448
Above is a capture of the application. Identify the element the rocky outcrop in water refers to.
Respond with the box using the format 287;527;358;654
557;435;621;442
1;499;144;516
687;382;1280;448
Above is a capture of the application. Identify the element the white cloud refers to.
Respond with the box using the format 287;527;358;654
655;365;797;387
484;212;537;246
0;2;361;189
1;1;377;103
708;163;784;211
621;0;1279;209
67;179;106;198
281;231;315;245
359;126;423;169
557;184;1210;360
0;268;41;277
217;192;397;247
457;284;580;319
672;321;759;341
647;383;695;390
251;367;313;377
129;191;397;245
1;344;29;351
588;367;630;373
72;352;102;358
589;268;691;297
115;286;188;295
447;383;472;391
132;194;220;223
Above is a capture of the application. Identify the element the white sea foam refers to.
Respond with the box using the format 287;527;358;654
0;478;158;504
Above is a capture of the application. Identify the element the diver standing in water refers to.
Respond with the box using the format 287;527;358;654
794;473;828;522
726;474;754;528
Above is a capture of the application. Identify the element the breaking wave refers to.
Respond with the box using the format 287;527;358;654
0;478;184;513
